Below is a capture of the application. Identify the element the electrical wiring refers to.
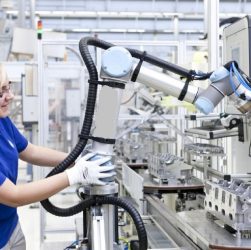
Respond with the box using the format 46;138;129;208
229;63;241;98
232;62;251;93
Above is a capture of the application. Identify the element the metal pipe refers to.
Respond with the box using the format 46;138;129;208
192;163;224;179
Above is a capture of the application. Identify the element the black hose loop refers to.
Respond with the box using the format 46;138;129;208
42;195;148;250
40;37;205;249
79;36;192;78
40;36;151;250
41;37;100;216
42;197;96;217
95;196;148;250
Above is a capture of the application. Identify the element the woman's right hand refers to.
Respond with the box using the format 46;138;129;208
66;153;115;186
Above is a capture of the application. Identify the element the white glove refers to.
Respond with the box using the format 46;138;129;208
66;153;115;186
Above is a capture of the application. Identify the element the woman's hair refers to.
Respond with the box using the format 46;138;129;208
0;64;9;89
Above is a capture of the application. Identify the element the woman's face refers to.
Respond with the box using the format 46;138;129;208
0;79;14;118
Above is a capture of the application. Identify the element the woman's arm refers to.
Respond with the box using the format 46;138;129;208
0;173;69;207
19;142;68;167
0;153;114;207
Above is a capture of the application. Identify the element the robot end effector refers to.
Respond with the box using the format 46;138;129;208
195;61;251;115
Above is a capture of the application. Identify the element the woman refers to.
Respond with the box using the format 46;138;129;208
0;64;114;250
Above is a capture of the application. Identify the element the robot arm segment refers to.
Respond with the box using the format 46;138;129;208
195;61;251;114
101;46;251;115
134;64;202;104
194;66;231;114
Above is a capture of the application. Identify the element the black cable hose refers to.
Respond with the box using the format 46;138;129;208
42;195;148;249
41;36;222;250
40;36;148;250
40;37;99;213
41;36;211;215
79;36;194;78
95;196;148;250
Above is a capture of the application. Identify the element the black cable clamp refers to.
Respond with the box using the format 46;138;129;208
131;51;147;82
88;79;125;89
178;70;195;101
79;134;116;144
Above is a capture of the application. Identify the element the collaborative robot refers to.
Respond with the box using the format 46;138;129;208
39;37;251;250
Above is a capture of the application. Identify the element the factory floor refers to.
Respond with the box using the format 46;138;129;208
18;203;77;250
17;161;40;250
18;204;40;250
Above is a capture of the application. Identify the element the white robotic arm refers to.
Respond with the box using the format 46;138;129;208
42;40;251;250
100;46;251;116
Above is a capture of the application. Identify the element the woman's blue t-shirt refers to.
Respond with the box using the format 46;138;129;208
0;117;28;248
